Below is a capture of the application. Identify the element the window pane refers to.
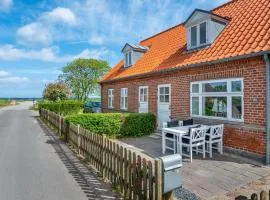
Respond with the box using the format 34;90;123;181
159;95;164;102
200;22;206;44
192;84;199;93
191;26;197;46
128;52;132;65
232;81;242;92
202;82;227;92
160;87;165;95
192;97;199;115
202;97;227;118
232;96;242;119
165;87;169;95
163;95;169;103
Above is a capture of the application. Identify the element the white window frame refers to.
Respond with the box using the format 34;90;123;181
120;88;128;110
139;86;148;103
158;84;171;104
125;51;132;67
108;89;114;109
190;78;244;122
189;20;208;49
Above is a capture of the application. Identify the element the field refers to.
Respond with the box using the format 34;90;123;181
0;100;10;107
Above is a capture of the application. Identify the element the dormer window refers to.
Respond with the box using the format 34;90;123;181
185;9;228;50
125;51;132;67
122;43;148;68
190;21;207;48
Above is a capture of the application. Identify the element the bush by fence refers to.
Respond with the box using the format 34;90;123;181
38;100;83;116
40;108;163;200
66;112;156;137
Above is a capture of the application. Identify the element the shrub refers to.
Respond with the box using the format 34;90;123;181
65;112;156;137
120;113;156;137
66;113;123;137
38;100;83;116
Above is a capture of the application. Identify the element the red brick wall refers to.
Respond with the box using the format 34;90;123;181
101;56;267;155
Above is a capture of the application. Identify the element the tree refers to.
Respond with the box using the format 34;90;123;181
59;58;110;101
43;82;70;101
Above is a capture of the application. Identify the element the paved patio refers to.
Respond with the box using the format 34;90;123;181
119;133;270;200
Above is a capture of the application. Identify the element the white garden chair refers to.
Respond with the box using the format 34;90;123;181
205;124;224;158
182;126;206;162
162;120;183;154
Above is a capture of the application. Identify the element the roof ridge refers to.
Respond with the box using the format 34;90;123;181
140;0;236;44
211;0;240;12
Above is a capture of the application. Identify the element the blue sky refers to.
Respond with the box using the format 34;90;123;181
0;0;228;98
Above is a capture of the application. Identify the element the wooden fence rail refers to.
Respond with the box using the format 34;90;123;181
235;190;270;200
40;108;164;200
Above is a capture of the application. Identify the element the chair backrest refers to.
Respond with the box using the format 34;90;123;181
210;124;224;139
183;119;193;126
190;127;206;142
163;120;183;128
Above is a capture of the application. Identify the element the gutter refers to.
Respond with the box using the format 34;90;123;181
264;54;270;165
101;50;270;84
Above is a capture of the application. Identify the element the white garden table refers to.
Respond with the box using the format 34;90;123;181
162;125;200;155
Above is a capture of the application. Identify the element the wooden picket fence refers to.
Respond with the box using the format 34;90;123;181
40;108;164;200
235;190;270;200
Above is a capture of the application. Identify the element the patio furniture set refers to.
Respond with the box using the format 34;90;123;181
162;119;224;162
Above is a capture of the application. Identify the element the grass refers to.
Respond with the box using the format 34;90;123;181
0;100;10;107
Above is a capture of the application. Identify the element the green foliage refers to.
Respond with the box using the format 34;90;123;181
120;113;156;137
66;113;123;137
65;113;156;137
42;82;70;101
38;100;83;116
0;100;9;107
59;58;110;101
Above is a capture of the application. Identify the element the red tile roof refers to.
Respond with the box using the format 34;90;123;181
101;0;270;82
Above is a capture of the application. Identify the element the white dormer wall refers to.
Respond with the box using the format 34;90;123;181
208;19;226;44
123;45;145;68
186;11;226;50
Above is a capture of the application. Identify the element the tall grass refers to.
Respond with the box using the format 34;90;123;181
0;100;10;107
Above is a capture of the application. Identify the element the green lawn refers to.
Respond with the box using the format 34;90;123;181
0;100;10;107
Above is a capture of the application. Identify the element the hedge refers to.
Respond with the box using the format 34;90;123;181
38;100;83;116
65;112;156;137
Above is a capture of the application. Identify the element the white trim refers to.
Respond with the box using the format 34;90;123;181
189;20;208;49
108;88;114;109
124;51;132;68
190;78;244;122
158;84;171;104
139;86;148;103
120;88;128;110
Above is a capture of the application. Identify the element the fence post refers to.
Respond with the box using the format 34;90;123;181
102;134;106;179
77;124;81;154
155;159;163;200
58;115;61;137
251;193;258;200
260;191;267;200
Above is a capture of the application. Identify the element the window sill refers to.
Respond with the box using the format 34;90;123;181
191;116;265;132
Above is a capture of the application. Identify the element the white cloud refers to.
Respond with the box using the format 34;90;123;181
0;70;29;85
0;70;10;77
88;34;105;45
42;7;76;26
42;79;55;84
0;44;112;63
16;23;52;46
16;7;76;46
0;0;12;11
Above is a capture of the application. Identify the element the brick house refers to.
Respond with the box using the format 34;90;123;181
100;0;270;162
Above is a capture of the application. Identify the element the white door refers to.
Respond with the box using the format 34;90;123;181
157;84;171;129
139;86;148;113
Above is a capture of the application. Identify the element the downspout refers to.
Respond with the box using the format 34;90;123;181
264;54;270;165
